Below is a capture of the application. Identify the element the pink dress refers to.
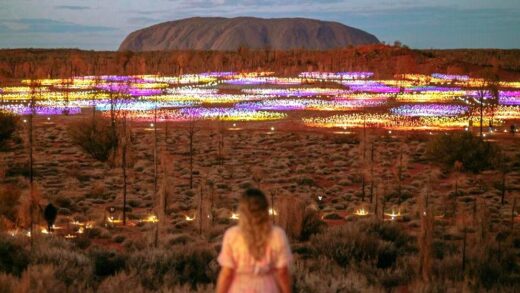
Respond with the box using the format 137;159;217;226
218;225;293;293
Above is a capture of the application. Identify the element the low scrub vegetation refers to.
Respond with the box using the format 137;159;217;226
68;118;118;162
0;111;18;148
426;132;501;173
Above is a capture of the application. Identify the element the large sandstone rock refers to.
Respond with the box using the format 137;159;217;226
119;17;379;51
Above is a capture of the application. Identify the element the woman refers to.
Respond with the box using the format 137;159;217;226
216;188;292;293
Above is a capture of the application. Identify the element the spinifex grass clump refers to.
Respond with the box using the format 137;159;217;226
68;118;118;162
426;131;501;173
0;111;18;148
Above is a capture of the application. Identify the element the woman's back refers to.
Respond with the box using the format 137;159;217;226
218;225;292;293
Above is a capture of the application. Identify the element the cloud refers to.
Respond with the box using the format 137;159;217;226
55;5;91;11
0;18;116;34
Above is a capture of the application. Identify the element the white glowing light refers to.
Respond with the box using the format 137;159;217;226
354;208;369;216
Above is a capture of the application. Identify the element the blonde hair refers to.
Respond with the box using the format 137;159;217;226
239;188;272;260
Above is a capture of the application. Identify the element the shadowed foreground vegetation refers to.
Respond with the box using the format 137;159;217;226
0;218;518;292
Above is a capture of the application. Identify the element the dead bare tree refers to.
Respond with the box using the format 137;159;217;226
359;125;367;202
474;78;499;139
187;120;198;190
369;141;375;203
153;93;158;198
198;183;204;235
121;110;129;225
461;215;468;273
218;120;225;165
495;151;510;205
418;188;433;283
398;146;403;203
511;197;517;232
28;79;38;249
208;179;215;225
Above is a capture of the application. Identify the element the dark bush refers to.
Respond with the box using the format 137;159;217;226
68;118;118;162
0;236;30;276
299;209;325;241
33;238;93;287
5;163;32;178
376;245;397;269
332;134;360;145
426;132;501;173
0;185;22;222
311;221;415;268
0;111;18;147
473;246;520;290
172;245;217;288
128;245;217;290
91;250;126;278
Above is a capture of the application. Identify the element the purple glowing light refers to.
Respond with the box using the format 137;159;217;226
431;73;470;81
2;105;82;115
390;104;469;117
299;72;374;80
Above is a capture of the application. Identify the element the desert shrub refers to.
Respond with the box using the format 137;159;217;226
33;237;93;287
0;111;18;147
5;163;32;178
0;184;22;222
127;245;217;290
366;221;416;254
430;255;464;284
299;208;326;241
297;176;315;186
332;134;360;145
0;272;19;293
426;132;500;173
310;221;416;276
171;244;217;287
15;265;68;293
311;224;379;267
97;270;145;293
472;246;520;290
55;195;72;207
292;258;376;292
127;249;178;290
168;233;196;246
68;118;117;162
0;236;30;276
432;240;458;259
90;249;126;279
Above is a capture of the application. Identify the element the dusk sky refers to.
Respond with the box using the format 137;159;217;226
1;0;519;50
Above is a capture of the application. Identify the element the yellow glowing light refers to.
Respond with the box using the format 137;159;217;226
143;214;159;223
354;208;369;216
107;216;122;224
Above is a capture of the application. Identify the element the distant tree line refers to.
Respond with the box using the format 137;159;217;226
0;45;519;79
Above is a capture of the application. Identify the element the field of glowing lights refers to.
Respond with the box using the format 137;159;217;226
1;71;520;292
2;71;520;133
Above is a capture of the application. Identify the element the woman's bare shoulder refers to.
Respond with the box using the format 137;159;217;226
224;225;241;238
271;225;289;240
